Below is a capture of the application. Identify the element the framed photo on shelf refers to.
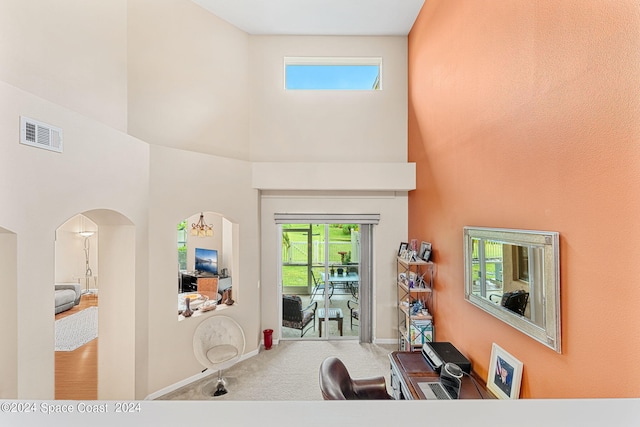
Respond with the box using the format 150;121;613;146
419;241;432;261
487;343;523;399
398;242;408;256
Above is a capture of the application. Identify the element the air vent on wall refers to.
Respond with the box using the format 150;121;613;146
20;116;63;153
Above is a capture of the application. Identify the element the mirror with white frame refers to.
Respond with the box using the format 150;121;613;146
463;227;561;353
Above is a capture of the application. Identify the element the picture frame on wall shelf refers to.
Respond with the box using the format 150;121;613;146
487;343;523;399
419;241;432;261
398;242;408;257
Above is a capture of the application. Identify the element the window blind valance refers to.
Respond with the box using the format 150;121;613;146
274;213;380;225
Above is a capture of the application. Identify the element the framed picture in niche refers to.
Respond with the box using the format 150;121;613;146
487;343;523;399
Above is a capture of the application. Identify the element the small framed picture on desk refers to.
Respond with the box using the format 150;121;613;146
487;343;523;399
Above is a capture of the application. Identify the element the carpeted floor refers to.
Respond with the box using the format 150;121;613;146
156;340;396;401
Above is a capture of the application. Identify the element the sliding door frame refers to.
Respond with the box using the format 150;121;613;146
276;214;379;343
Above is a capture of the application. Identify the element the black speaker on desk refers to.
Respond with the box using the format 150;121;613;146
440;362;463;399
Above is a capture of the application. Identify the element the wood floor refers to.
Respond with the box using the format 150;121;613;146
55;293;98;400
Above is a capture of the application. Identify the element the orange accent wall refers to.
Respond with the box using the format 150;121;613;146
408;0;640;398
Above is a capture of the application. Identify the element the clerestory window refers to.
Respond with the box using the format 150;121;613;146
284;57;382;90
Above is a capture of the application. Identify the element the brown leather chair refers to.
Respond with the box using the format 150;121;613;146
319;356;393;400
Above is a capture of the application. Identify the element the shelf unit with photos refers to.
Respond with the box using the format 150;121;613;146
397;256;435;351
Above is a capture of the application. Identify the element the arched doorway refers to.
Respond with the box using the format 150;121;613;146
54;209;136;400
54;214;99;399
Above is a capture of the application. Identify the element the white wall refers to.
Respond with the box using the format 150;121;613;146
127;0;251;159
0;0;150;399
0;0;411;399
260;191;409;343
146;145;259;395
222;217;234;277
249;35;408;162
0;0;128;131
97;223;137;399
0;80;149;399
0;229;17;398
252;162;415;191
250;34;410;346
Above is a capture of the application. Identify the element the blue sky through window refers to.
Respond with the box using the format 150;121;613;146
285;64;380;90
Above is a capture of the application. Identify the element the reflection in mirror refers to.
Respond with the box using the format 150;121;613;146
464;227;561;353
470;239;544;325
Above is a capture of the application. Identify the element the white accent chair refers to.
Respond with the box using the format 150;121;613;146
193;315;245;396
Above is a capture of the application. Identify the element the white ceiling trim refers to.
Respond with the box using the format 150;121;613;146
191;0;425;36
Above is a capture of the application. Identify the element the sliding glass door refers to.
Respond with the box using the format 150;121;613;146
280;223;362;340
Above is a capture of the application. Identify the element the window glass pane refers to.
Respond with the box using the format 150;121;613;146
285;63;380;90
281;223;361;340
177;221;187;270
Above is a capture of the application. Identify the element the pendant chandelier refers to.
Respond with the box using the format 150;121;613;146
191;213;213;237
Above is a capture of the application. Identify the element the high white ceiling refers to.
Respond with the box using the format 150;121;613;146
191;0;425;36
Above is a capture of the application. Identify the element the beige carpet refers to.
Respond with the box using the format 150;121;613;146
156;341;396;401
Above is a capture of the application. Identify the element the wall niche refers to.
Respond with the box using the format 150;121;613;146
177;211;237;319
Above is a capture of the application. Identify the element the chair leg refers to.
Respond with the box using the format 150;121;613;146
300;318;315;337
213;370;228;396
310;286;318;301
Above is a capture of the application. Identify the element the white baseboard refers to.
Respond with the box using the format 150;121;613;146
260;338;279;348
374;338;396;346
144;348;259;400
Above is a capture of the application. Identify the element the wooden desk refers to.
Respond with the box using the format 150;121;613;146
389;351;495;400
